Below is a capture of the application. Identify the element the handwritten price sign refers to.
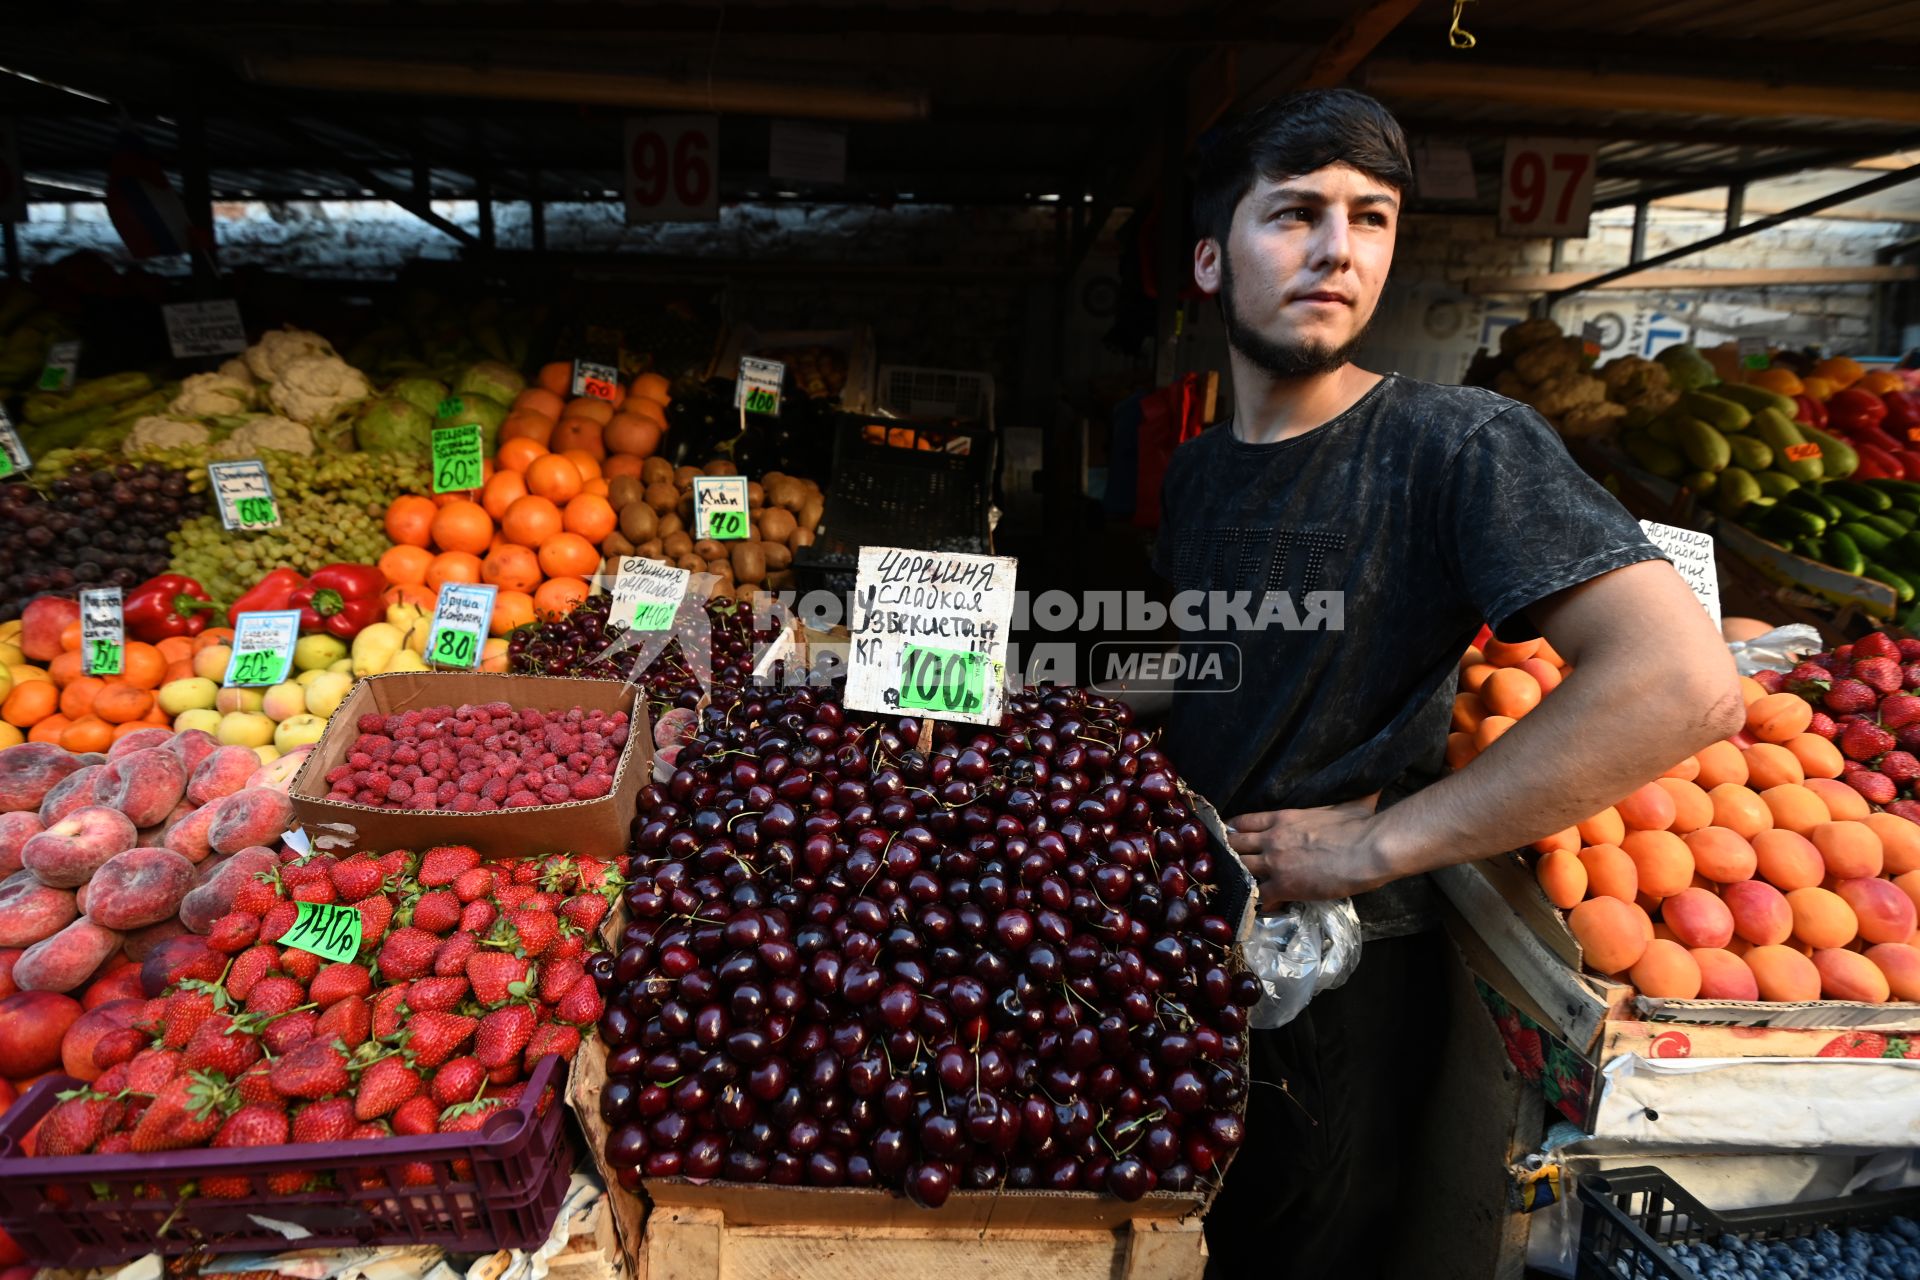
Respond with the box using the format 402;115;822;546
283;901;362;962
1499;138;1597;238
572;360;621;403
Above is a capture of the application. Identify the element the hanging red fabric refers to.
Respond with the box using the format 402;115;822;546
1132;372;1209;529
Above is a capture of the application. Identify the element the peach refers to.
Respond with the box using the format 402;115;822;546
1578;843;1639;903
1536;849;1588;909
59;998;143;1082
0;743;85;814
94;748;187;828
179;845;277;934
1746;692;1812;744
186;745;261;808
1708;784;1772;839
1753;829;1827;892
1784;733;1846;782
14;919;121;993
1722;880;1794;946
0;990;83;1075
19;596;79;663
1663;887;1736;950
1623;830;1695;899
1570;896;1651;975
1577;807;1626;846
137;800;191;849
1743;743;1804;789
1865;943;1920;1002
1683;827;1756;884
1616;782;1677;833
0;813;40;878
1656;779;1714;834
1833;877;1918;945
20;805;137;888
83;962;147;1006
1694;741;1750;790
1761;784;1829;836
1812;948;1890;1003
247;746;311;794
139;935;220;996
1630;938;1702;999
163;728;221;775
162;803;217;864
1747;944;1821;1001
1811;821;1883;880
0;872;77;948
83;847;195;931
1786;886;1858;949
105;728;174;761
0;950;16;999
192;645;232;682
207;788;295;856
1691;947;1760;1001
36;765;101;825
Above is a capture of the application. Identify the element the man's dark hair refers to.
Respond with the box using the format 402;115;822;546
1191;88;1414;246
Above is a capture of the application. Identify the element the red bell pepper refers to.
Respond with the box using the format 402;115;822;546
124;574;220;641
1850;421;1906;455
1897;450;1920;481
1882;390;1920;441
1828;388;1889;436
288;563;387;639
1792;394;1828;431
228;567;308;628
1856;442;1903;480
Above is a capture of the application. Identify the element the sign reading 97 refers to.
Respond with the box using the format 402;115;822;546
624;116;719;224
1498;138;1598;239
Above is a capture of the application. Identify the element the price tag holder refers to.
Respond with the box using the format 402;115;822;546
209;461;280;531
282;901;362;963
1579;321;1604;360
428;583;496;668
1739;336;1770;371
609;557;692;632
431;422;484;493
38;341;80;393
847;547;1018;727
224;610;301;687
1783;442;1822;463
80;588;124;677
693;475;750;540
734;357;785;417
163;299;247;358
1640;520;1721;629
1907;427;1920;444
572;360;622;403
0;407;29;480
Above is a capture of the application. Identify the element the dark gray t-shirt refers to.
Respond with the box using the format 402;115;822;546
1152;374;1663;934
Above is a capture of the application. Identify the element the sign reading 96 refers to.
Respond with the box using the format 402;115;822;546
624;116;719;225
1498;138;1598;239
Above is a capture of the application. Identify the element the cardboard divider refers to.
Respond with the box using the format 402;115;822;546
288;672;652;861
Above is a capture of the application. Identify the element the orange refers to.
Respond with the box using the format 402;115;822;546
59;621;82;653
551;417;606;458
604;453;645;480
59;676;106;719
60;713;112;752
481;544;543;594
429;500;494;555
491;590;537;636
563;397;614;426
501;495;564;548
426;551;484;590
29;713;72;744
525;454;584;504
564;493;617;543
605;414;661;458
537;361;573;396
161;659;193;684
385;494;438;548
497;437;549;474
633;371;671;406
118;643;166;690
3;681;58;727
480;470;528;521
561;450;603;482
379;544;434;588
538;532;602;579
93;685;154;724
583;477;610;497
155;636;195;665
194;627;235;652
625;397;668;430
500;409;556;448
533;576;591;618
46;650;83;688
515;387;566;420
385;583;437;612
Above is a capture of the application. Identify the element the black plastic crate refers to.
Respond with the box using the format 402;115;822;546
1576;1165;1920;1279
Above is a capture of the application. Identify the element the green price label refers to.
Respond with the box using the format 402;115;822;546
87;639;123;677
436;397;464;419
1742;353;1770;370
37;366;63;391
283;901;363;963
236;496;277;527
0;452;13;479
743;385;778;415
632;601;676;630
230;649;280;684
709;509;747;539
430;627;479;667
898;645;987;715
432;423;484;493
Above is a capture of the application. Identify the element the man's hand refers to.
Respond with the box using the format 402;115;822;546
1227;793;1389;908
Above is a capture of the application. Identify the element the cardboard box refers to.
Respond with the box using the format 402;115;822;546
289;672;651;861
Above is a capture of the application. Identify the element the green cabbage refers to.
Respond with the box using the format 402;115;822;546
388;376;448;418
355;396;435;453
453;360;526;407
436;392;508;456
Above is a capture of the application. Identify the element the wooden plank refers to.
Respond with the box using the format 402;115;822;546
1121;1217;1208;1280
646;1206;725;1280
1465;264;1920;294
1297;0;1429;90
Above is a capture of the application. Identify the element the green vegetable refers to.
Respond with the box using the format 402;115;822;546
1796;423;1858;480
1623;430;1687;479
1679;391;1752;434
1756;470;1799;498
1867;560;1916;603
1728;434;1773;471
387;376;449;418
1824;481;1893;512
1655;344;1719;392
1754;408;1822;482
1838;521;1892;554
452;361;526;408
1785;488;1843;522
1711;382;1799;418
1674;417;1732;471
21;370;154;424
1822;530;1866;576
1752;502;1824;538
1682;470;1720;496
1716;466;1764;515
353;397;435;453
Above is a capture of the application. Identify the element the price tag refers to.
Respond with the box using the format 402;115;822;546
693;476;750;541
734;356;785;417
80;588;124;677
0;407;28;479
1739;336;1770;371
847;547;1018;727
572;360;621;403
37;341;80;393
427;583;496;668
1498;138;1597;238
1580;321;1604;360
609;557;691;632
163;299;246;358
209;461;280;531
282;901;362;963
224;610;301;687
1639;520;1721;629
1907;427;1920;444
431;422;484;493
1784;442;1822;462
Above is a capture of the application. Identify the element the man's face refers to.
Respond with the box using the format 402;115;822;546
1194;163;1399;379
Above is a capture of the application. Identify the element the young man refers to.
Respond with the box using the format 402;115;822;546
1154;90;1746;1276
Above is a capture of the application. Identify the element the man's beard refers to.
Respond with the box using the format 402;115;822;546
1218;252;1372;381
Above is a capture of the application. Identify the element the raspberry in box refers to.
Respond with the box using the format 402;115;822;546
289;672;651;861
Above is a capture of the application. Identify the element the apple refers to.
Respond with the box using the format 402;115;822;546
20;598;79;663
191;645;233;682
293;634;347;672
157;677;219;716
273;714;327;752
303;671;353;719
215;712;275;748
214;687;265;715
260;681;307;723
173;708;222;735
250;745;281;766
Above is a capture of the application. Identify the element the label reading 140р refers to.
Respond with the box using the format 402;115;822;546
0;406;28;479
80;588;124;676
208;461;280;531
897;644;988;716
692;475;750;541
609;557;691;632
427;583;496;668
282;901;362;963
224;610;302;687
431;422;484;493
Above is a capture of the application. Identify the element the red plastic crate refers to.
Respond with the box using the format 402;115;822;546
0;1055;576;1267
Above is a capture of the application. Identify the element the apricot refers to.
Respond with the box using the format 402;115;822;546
1786;886;1858;950
1802;777;1869;821
1722;880;1794;946
1862;812;1920;877
1630;939;1702;999
1473;715;1516;750
1812;948;1890;1003
1623;830;1695;899
1655;779;1714;834
1745;692;1812;744
1661;755;1702;783
1810;821;1883;880
1743;743;1805;790
1652;922;1679;943
1518;657;1562;696
1536;849;1587;910
1738;675;1768;705
1691;948;1760;1001
1482;668;1542;719
1683;827;1756;884
1445;733;1476;770
1760;784;1829;837
1570;896;1651;975
1897;870;1920;919
1746;944;1821;1001
1753;829;1826;892
1694;741;1750;790
1578;843;1639;904
1577;807;1627;847
1451;692;1486;734
1531;827;1579;856
1864;943;1920;1002
1663;887;1736;950
1459;662;1495;694
1708;784;1773;839
1483;637;1540;667
1833;877;1917;945
1616;781;1678;833
1784;734;1845;781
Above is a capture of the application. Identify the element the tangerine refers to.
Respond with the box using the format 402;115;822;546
481;544;543;594
379;544;434;588
59;676;105;719
525;454;584;504
514;387;566;420
429;500;494;555
532;576;590;618
501;495;564;548
537;362;573;396
59;715;113;754
426;551;484;590
497;438;549;474
563;397;614;426
538;532;602;579
0;681;56;727
563;493;617;543
561;449;603;482
481;470;528;521
385;495;438;548
93;685;154;724
606;414;662;458
490;590;537;636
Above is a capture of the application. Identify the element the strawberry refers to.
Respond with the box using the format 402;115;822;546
575;857;622;894
354;895;395;943
1842;720;1898;762
232;870;283;916
486;1060;520;1085
1906;663;1920;692
281;946;324;984
131;1072;232;1152
1884;694;1920;729
330;856;388;903
183;1013;265;1077
281;857;331;887
355;1056;423;1120
226;945;279;1002
267;1171;321;1194
420;845;482;887
373;985;409;1038
411;889;462;934
1818;1031;1889;1058
264;1009;319;1055
290;877;337;905
1825;679;1880;715
391;1093;440;1135
468;952;534;1006
435;931;481;976
516;891;559;913
161;983;229;1049
539;956;586;1005
494;884;537;910
38;1092;123;1155
201;1176;253;1199
453;867;496;903
559;894;609;935
1844;764;1899;806
207;911;261;954
505;908;560;958
1887;799;1920;824
378;927;441;981
429;1057;488;1107
1785;661;1831;692
270;1039;350;1100
440;1098;506;1132
1751;669;1784;694
1807;710;1840;741
1882;751;1920;785
309;962;373;1007
475;1005;537;1070
459;900;497;933
1855;632;1900;661
404;1011;479;1069
405;976;470;1012
1899;638;1920;662
316;995;371;1048
525;1022;582;1068
261;900;298;942
549;932;586;963
510;859;543;886
377;849;412;880
212;1101;289;1149
292;1096;356;1143
1854;657;1905;695
125;1047;182;1096
234;1060;278;1106
245;975;308;1017
555;973;604;1025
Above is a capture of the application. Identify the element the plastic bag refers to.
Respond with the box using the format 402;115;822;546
1728;623;1822;677
1243;898;1363;1030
